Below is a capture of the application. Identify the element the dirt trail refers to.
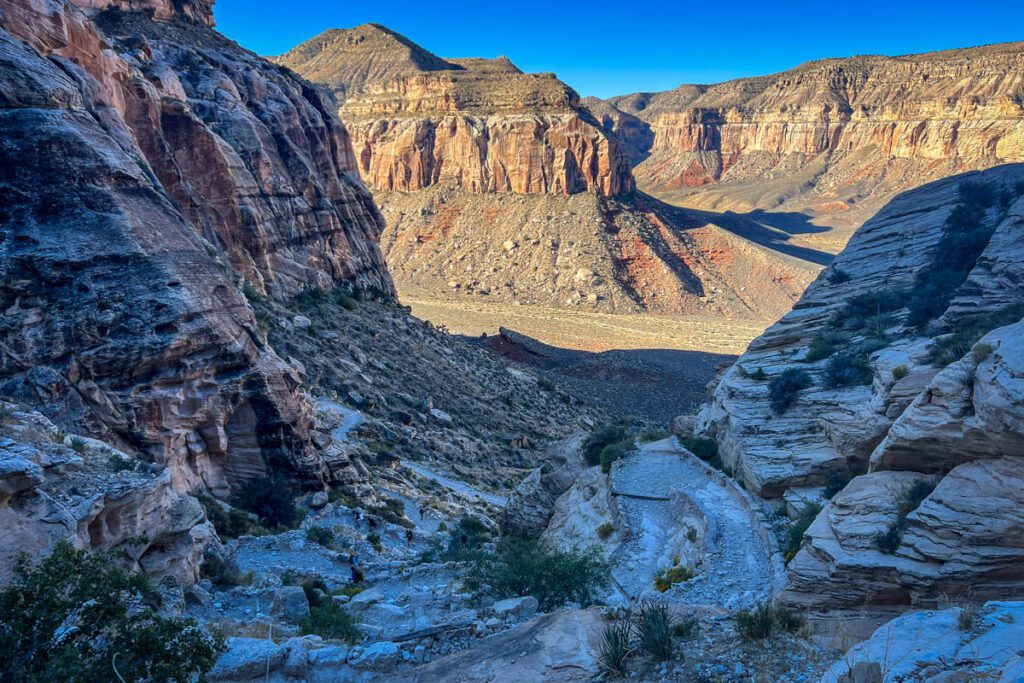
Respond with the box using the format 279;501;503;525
609;438;778;609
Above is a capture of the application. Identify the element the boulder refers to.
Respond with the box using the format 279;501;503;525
271;586;310;623
492;596;539;621
208;638;285;681
349;641;399;672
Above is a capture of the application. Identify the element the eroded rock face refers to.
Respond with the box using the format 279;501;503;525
822;601;1024;682
596;44;1024;241
280;28;634;198
500;434;586;537
74;0;214;26
694;166;1024;610
0;405;213;585
0;0;390;497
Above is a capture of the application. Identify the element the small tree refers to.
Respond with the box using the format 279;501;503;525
0;543;222;682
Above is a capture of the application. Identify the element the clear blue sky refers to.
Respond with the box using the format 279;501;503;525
216;0;1024;98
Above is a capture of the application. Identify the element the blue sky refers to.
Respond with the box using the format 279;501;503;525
216;0;1024;98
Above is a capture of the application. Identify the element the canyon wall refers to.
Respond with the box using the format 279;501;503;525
694;164;1024;610
0;0;391;499
594;44;1024;246
280;26;634;198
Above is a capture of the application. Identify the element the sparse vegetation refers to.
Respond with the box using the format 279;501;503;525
583;425;631;466
906;181;999;328
891;364;910;380
805;330;849;362
926;303;1024;367
748;367;769;381
972;342;994;364
832;289;906;333
597;522;615;540
69;436;89;454
600;439;635;473
232;473;300;530
195;490;261;540
823;471;855;499
366;531;382;553
681;436;717;461
876;480;935;553
957;603;980;631
441;516;492;561
783;503;822;563
305;526;334;547
769;369;813;415
0;542;222;682
653;565;695;592
824;353;873;387
200;553;252;589
827;268;851;285
299;589;361;643
636;601;676;661
461;537;608;611
736;602;806;641
599;615;634;675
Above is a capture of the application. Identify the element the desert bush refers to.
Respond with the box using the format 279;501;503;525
653;566;695;592
823;471;855;499
783;503;822;563
596;522;615;540
69;436;89;454
824;353;873;387
441;516;492;561
924;301;1023;367
681;436;717;461
907;181;998;328
299;601;361;643
305;526;334;547
805;330;848;362
639;429;669;443
195;490;259;540
366;532;382;553
876;480;935;554
232;473;300;530
769;369;812;414
636;601;675;661
827;268;851;284
0;542;222;682
736;602;806;641
833;289;906;332
600;440;634;473
748;367;769;381
673;618;698;639
583;425;630;466
891;364;910;380
200;553;251;589
957;603;979;631
461;537;608;611
972;342;994;364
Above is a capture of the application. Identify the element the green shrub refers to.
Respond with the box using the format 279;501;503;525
69;436;89;454
924;301;1024;367
600;440;634;473
636;601;675;661
827;268;851;285
769;369;812;415
891;364;910;380
639;429;669;443
783;503;822;563
232;473;300;530
195;490;258;540
673;618;697;639
443;517;492;561
461;537;608;611
0;543;222;682
681;436;717;461
596;522;615;540
736;602;806;641
305;526;334;547
653;566;695;592
299;602;361;643
823;471;854;499
957;604;979;631
824;353;873;387
748;367;769;381
805;330;848;362
366;532;382;553
200;553;252;589
583;425;632;467
907;181;998;328
108;453;136;473
876;480;935;554
833;289;907;332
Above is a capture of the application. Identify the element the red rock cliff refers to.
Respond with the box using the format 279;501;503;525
0;0;391;493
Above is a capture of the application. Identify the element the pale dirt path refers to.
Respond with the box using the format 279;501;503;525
609;438;777;609
402;460;508;508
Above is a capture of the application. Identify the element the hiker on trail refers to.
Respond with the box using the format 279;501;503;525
353;509;362;525
405;528;414;545
368;516;378;531
350;564;359;583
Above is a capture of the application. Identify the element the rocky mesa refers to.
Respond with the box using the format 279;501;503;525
592;43;1024;250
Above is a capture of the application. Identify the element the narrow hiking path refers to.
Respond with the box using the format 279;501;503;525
403;460;508;508
608;437;778;609
316;397;365;439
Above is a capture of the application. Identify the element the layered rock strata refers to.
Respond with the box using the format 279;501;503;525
0;0;390;501
594;43;1024;246
695;165;1024;609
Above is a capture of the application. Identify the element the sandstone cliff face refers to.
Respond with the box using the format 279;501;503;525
74;0;214;26
0;0;390;499
596;43;1024;248
281;27;634;198
694;165;1024;609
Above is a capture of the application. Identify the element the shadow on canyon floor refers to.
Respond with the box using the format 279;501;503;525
468;328;734;425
